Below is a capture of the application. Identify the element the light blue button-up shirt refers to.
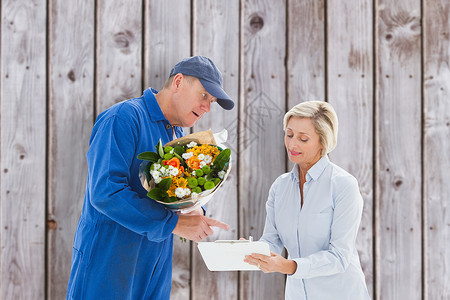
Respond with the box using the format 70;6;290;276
260;156;370;300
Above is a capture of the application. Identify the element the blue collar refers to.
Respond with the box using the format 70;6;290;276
143;88;184;138
144;88;166;122
291;155;330;183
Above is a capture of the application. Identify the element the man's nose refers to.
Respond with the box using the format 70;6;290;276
201;101;211;113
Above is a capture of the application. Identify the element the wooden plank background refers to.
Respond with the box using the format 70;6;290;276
1;0;449;299
377;0;423;299
47;0;95;298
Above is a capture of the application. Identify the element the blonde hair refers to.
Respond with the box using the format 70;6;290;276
283;101;338;156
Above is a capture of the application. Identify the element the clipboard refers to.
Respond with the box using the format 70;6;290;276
197;239;270;271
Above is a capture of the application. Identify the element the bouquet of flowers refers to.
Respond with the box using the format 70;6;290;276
138;129;231;213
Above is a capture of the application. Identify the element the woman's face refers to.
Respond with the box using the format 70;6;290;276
284;117;323;169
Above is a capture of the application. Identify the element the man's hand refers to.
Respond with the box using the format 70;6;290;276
178;207;204;216
172;214;229;242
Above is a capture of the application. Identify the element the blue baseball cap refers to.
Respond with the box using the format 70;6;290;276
169;56;234;110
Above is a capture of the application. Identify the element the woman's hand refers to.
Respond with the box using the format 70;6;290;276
244;252;297;275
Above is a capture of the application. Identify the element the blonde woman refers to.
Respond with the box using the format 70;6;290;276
244;101;370;299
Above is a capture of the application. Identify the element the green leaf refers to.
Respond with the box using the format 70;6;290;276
173;152;182;161
156;139;165;158
147;188;163;201
159;178;172;191
213;148;231;171
173;146;184;156
167;196;178;203
137;151;160;162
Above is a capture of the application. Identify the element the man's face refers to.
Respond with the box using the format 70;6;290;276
172;75;217;127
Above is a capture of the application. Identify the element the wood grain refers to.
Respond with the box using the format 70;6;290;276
287;0;325;104
47;0;95;298
327;0;374;296
1;1;450;298
191;0;240;299
423;0;450;298
0;0;47;298
376;1;422;299
96;0;142;114
144;0;192;91
240;1;287;299
144;1;192;298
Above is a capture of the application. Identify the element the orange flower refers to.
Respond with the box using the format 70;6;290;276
186;144;220;161
186;156;201;170
167;177;188;197
163;157;181;169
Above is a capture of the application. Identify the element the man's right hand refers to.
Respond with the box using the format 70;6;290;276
172;214;229;242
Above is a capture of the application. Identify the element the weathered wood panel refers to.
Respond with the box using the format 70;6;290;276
423;0;450;298
47;0;94;298
144;1;192;298
240;1;286;299
144;0;192;91
287;0;325;104
96;0;142;114
376;1;422;299
191;0;240;299
0;0;47;298
3;1;450;298
327;0;374;296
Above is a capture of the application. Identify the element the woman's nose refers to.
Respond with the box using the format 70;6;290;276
288;138;296;149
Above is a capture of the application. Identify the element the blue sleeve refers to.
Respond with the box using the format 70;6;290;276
86;115;178;242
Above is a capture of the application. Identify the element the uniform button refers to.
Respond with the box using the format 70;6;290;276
166;124;171;129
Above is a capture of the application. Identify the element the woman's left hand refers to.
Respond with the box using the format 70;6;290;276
244;252;297;275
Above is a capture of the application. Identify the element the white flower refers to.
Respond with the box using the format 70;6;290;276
151;163;161;171
198;154;205;160
218;170;226;179
170;149;174;154
154;176;162;184
187;141;197;148
199;161;207;168
203;155;212;164
182;152;194;160
192;171;197;176
175;188;185;198
183;188;191;196
159;167;170;177
191;192;199;198
169;167;179;176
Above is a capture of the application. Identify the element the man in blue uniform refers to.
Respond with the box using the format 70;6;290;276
66;56;233;299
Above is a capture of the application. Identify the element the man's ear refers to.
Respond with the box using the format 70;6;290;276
172;73;183;91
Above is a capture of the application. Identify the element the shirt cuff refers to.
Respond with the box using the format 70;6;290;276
289;258;311;279
146;210;179;242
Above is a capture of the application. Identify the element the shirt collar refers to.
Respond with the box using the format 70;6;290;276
290;155;330;183
143;88;184;138
143;88;166;122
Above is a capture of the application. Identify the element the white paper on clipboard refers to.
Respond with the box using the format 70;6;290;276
197;240;270;271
